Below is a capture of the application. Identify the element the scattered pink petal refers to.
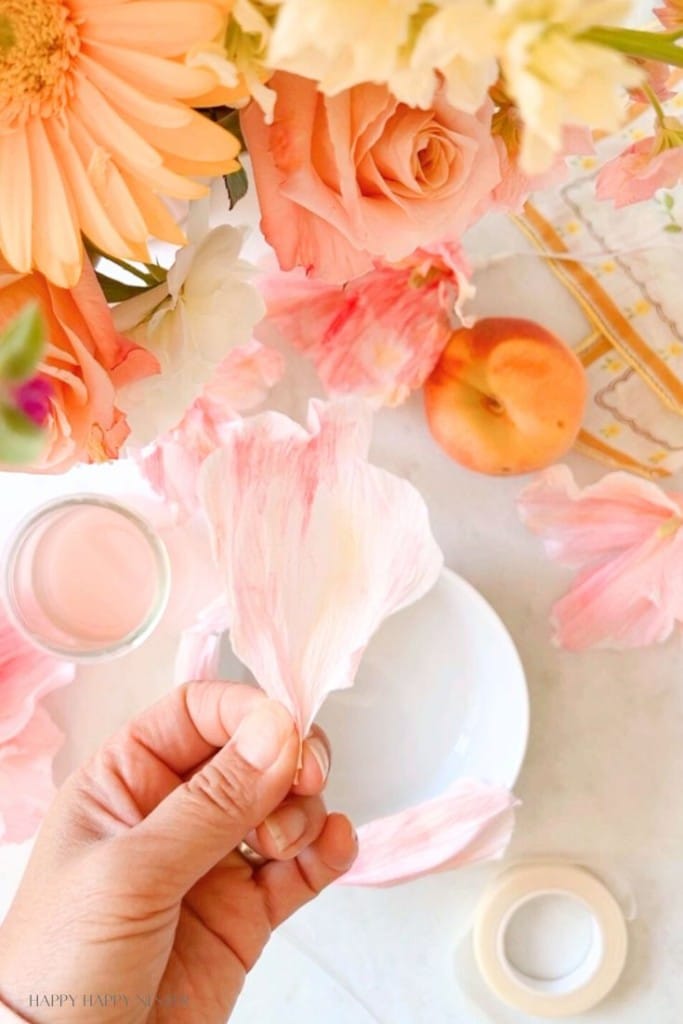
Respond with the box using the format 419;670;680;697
492;125;593;214
138;340;285;518
629;59;675;105
339;779;518;887
0;707;63;843
199;399;443;734
596;136;683;208
518;465;683;650
264;244;469;407
174;598;230;685
655;0;683;29
0;608;74;744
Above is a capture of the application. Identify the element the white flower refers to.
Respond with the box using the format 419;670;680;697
268;0;497;111
114;226;265;444
495;0;643;172
188;1;279;120
267;0;421;95
391;1;499;112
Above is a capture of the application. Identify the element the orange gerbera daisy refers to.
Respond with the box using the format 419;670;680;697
0;0;241;287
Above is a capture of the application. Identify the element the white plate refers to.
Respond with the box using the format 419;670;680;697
220;568;529;825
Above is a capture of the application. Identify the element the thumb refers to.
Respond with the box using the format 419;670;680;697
130;700;298;894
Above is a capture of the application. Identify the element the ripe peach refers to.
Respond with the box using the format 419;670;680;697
424;317;587;475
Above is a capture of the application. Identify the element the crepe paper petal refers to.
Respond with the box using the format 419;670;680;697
137;340;285;520
174;597;231;685
0;706;63;844
517;464;682;567
174;631;222;685
551;532;683;650
338;779;518;888
0;607;75;744
263;244;470;407
200;399;444;734
518;466;683;650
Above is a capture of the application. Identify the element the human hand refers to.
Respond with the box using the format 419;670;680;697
0;682;357;1023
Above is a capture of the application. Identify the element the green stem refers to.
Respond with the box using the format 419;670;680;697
581;26;683;67
643;81;667;126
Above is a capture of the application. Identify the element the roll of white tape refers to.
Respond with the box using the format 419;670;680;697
472;862;628;1018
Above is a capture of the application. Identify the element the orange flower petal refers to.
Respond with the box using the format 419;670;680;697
44;117;131;260
81;2;223;58
26;120;82;288
120;171;188;247
66;112;150;246
71;73;165;171
82;40;217;99
77;53;192;129
124;107;239;163
0;132;32;274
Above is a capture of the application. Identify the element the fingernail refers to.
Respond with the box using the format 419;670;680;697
305;735;330;782
231;701;294;771
335;818;359;871
265;804;308;853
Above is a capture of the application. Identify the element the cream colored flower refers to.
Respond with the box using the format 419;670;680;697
267;0;497;111
188;0;279;119
495;0;642;172
267;0;421;95
394;2;499;112
114;226;265;443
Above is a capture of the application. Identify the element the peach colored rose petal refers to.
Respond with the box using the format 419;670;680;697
242;73;501;282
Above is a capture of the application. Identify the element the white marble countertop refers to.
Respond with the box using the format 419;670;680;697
2;102;683;1019
2;375;682;1023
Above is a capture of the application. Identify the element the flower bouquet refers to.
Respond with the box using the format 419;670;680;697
1;1;683;473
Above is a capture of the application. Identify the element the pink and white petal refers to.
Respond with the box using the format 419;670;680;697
518;465;682;567
199;399;443;734
0;707;63;844
551;529;683;650
338;779;517;887
0;611;75;744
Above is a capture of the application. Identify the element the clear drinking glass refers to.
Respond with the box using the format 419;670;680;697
3;494;171;660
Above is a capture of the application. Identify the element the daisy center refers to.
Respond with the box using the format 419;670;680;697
0;0;80;126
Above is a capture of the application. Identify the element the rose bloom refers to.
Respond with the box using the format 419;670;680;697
242;72;501;282
0;258;158;472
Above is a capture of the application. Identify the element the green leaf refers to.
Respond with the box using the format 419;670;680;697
95;275;157;303
223;163;249;210
663;192;675;211
0;403;46;465
0;303;46;383
664;223;682;233
217;109;245;150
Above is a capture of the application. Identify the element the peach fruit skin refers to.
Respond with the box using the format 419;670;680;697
423;317;588;476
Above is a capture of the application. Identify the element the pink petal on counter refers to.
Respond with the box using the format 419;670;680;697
0;707;63;843
339;779;518;887
517;464;682;566
0;608;74;744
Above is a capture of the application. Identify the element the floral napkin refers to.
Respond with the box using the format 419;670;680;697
468;78;683;479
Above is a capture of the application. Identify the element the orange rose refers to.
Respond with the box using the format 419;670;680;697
242;72;501;283
0;260;158;472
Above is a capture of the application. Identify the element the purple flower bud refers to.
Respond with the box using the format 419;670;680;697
12;376;53;426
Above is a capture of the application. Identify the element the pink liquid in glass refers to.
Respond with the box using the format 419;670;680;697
6;499;169;657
